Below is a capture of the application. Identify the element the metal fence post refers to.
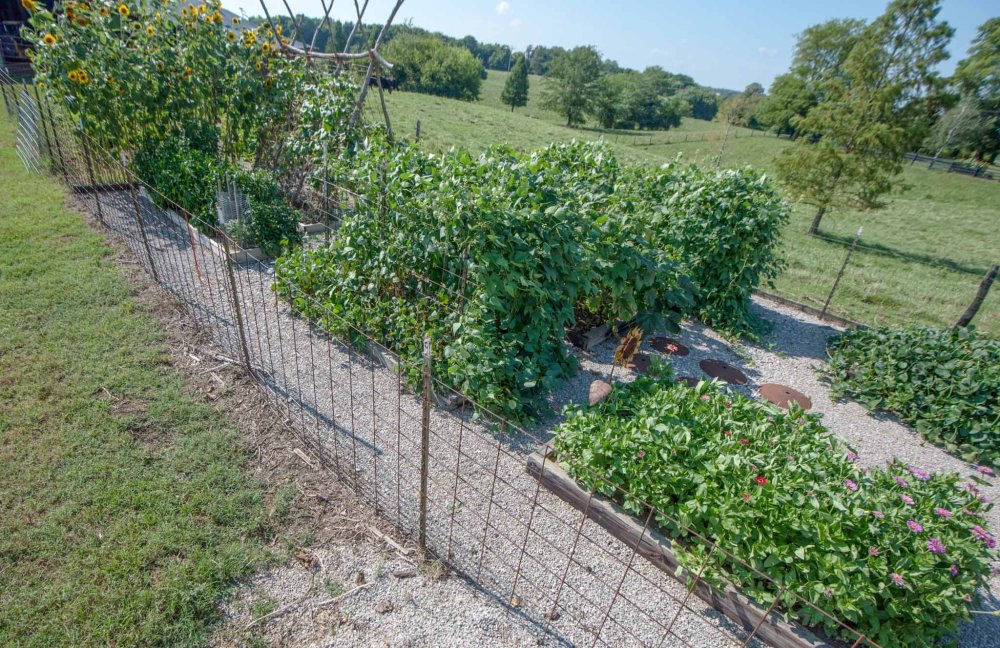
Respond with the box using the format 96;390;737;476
121;153;160;283
79;126;105;224
220;236;254;375
419;333;431;553
415;119;421;142
820;226;862;320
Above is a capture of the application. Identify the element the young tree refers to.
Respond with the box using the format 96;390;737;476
540;46;603;127
676;87;719;121
501;53;529;111
953;18;1000;163
383;32;484;100
776;0;953;235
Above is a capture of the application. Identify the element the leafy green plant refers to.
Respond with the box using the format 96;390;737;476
231;169;302;256
823;325;1000;466
133;134;220;227
553;376;996;647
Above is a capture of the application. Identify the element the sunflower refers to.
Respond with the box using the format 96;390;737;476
265;77;273;88
77;70;90;84
99;7;108;16
42;33;56;46
146;25;154;36
231;16;239;24
37;81;45;88
20;0;37;12
184;66;192;76
261;41;270;53
254;61;261;71
67;70;79;81
275;25;281;35
117;3;129;17
226;31;235;42
211;11;221;24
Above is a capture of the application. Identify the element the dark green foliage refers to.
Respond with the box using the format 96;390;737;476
133;135;219;227
383;32;483;101
540;46;603;127
274;139;691;421
554;376;997;647
500;53;529;111
824;326;1000;466
617;162;789;336
227;170;302;257
592;72;688;130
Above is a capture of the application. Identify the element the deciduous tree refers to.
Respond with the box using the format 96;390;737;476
500;53;529;111
540;46;602;127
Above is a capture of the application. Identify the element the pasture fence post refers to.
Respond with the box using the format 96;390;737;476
220;235;254;376
956;263;998;328
43;97;69;183
418;333;432;553
820;226;862;321
415;119;421;142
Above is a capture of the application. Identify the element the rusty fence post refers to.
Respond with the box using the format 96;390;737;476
79;124;105;224
220;236;254;376
419;333;432;553
121;154;160;284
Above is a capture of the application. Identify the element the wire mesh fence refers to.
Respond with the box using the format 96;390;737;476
2;71;881;648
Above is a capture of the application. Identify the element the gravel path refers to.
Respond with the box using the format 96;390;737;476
85;187;998;647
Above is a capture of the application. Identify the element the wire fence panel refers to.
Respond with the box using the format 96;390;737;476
2;84;881;648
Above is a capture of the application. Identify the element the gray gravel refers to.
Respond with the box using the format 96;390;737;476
86;188;998;647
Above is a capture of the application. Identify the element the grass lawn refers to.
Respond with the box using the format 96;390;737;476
0;108;269;645
379;72;1000;335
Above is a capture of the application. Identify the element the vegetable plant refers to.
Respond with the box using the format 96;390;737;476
553;375;997;647
823;325;999;467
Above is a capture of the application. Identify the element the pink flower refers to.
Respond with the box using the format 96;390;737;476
950;564;959;577
868;546;880;557
872;510;884;519
755;475;768;486
846;451;859;462
976;465;994;476
927;538;947;555
724;430;733;437
742;492;751;502
900;494;915;506
962;508;977;516
890;573;905;586
638;450;646;458
907;520;923;533
894;476;909;488
700;395;711;401
971;525;997;549
844;479;858;492
739;438;749;446
908;466;931;481
934;508;952;518
965;482;981;494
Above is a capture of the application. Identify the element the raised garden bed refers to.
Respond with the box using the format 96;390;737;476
526;446;834;648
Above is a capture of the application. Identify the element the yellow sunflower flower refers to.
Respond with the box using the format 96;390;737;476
146;25;154;36
117;3;129;17
99;7;108;16
42;33;56;46
231;16;239;24
261;41;270;53
254;61;261;71
211;11;221;24
226;31;235;42
78;70;90;84
20;0;37;12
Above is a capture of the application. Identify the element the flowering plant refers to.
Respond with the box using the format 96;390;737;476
553;375;997;647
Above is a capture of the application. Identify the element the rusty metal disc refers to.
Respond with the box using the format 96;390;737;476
650;337;689;356
759;383;812;410
699;359;748;385
626;353;651;374
675;375;699;388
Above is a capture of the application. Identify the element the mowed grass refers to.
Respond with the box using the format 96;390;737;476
379;71;1000;335
0;108;269;646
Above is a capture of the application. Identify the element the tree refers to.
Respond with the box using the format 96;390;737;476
323;21;345;54
717;82;766;128
676;87;719;120
755;73;814;136
541;46;603;127
501;53;529;111
383;32;484;100
952;18;1000;163
776;0;953;235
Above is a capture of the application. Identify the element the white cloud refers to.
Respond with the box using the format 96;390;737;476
757;46;777;57
496;1;512;15
509;17;522;27
649;47;660;55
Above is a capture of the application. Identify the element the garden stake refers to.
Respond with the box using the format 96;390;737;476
122;154;160;283
419;334;432;553
956;263;997;328
593;507;657;647
820;226;862;320
220;235;252;376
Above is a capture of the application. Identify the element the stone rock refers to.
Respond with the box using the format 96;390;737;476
375;600;394;614
588;380;612;405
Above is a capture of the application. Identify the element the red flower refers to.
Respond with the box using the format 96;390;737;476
724;430;733;437
725;401;732;408
755;475;767;486
739;438;749;445
742;492;751;502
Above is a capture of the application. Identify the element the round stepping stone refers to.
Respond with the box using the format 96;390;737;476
626;353;651;374
699;359;748;385
675;375;699;388
759;383;812;410
588;379;612;405
650;337;689;356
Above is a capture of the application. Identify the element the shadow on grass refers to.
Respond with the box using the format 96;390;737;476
813;230;989;277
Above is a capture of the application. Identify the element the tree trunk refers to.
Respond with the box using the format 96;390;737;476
511;105;514;112
808;206;826;235
956;264;998;328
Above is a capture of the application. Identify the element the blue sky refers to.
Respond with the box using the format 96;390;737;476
229;1;996;91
